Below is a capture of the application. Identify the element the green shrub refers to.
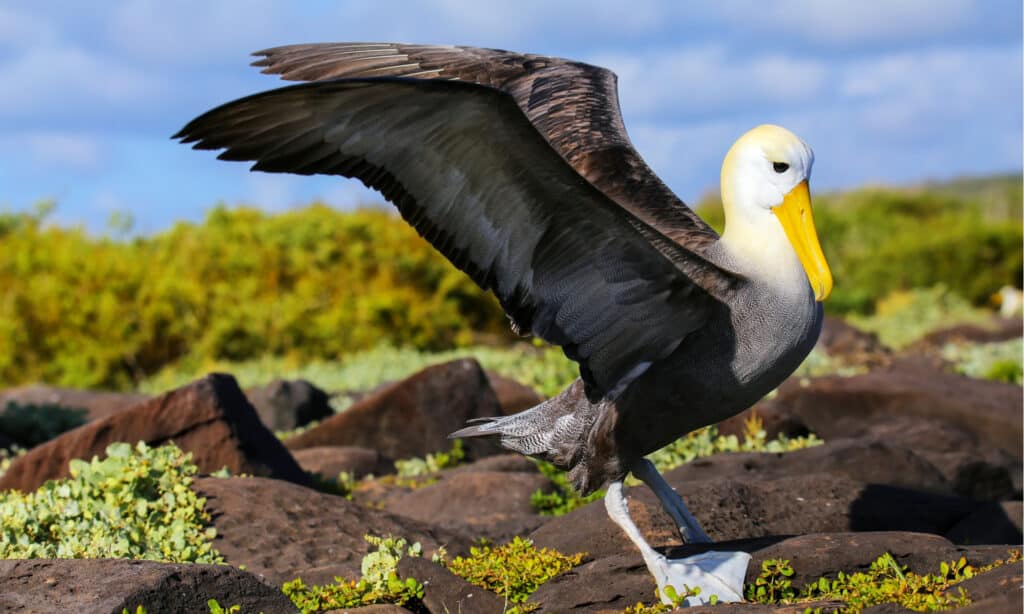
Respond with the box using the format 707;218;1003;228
942;338;1023;384
282;535;425;613
142;342;577;400
0;205;510;390
744;550;1022;612
0;401;88;447
696;179;1022;315
0;441;223;563
394;440;465;477
847;285;991;349
443;536;584;607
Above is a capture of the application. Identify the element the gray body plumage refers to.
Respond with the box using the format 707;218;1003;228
454;252;823;494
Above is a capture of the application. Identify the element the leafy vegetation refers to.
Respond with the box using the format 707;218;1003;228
0;401;87;448
0;441;223;563
942;338;1023;384
443;536;584;609
696;177;1022;314
532;413;823;515
282;535;426;613
847;285;993;350
143;342;577;400
0;204;509;390
3;176;1019;391
744;550;1022;613
394;439;465;478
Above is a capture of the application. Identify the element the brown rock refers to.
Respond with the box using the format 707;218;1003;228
715;400;810;441
945;501;1023;545
448;453;539;475
530;474;982;561
244;378;333;432
668;438;952;496
527;553;653;612
776;361;1022;459
954;560;1023;613
742;532;1012;589
915;317;1023;348
194;476;472;586
324;606;412;614
386;470;554;541
0;383;149;422
817;316;891;366
485;370;545;415
0;558;296;614
397;556;505;614
0;374;307;492
286;359;503;460
292;446;394;479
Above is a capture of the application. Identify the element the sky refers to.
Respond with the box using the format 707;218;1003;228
0;1;1021;234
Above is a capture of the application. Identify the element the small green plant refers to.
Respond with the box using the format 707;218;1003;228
744;550;1022;612
121;607;147;614
0;441;223;563
207;600;240;614
281;535;425;613
443;536;584;607
394;439;465;477
0;401;88;447
746;558;797;603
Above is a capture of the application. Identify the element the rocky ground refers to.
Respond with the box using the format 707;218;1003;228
0;318;1020;613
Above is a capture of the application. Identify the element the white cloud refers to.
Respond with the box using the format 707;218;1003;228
591;45;828;117
107;0;281;64
0;131;103;172
0;45;163;118
0;6;56;47
712;0;977;46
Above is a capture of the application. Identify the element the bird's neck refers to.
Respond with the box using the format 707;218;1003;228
718;185;807;292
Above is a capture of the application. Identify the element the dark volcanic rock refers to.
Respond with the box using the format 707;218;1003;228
194;476;472;586
0;384;149;422
244;378;333;432
775;361;1022;459
715;400;810;440
0;374;307;492
954;560;1023;613
914;317;1023;348
385;470;554;541
741;532;1011;589
817;316;891;366
0;558;296;614
667;438;952;496
485;370;545;415
397;557;505;614
448;453;539;475
530;474;983;561
292;445;394;479
945;501;1023;545
527;553;653;612
286;359;503;459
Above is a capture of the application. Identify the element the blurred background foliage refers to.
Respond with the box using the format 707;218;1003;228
1;174;1020;391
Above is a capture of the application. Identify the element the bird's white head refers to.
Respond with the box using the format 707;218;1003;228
720;124;832;301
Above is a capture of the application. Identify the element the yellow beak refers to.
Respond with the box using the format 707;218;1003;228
771;180;833;301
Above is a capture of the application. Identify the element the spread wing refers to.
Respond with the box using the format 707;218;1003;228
175;78;739;400
251;42;719;250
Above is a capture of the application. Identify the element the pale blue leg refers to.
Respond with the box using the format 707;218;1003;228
633;458;712;544
604;480;750;606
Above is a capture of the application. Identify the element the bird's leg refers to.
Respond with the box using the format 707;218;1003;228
604;480;749;606
632;458;711;544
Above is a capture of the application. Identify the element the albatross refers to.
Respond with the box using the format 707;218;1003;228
175;42;833;606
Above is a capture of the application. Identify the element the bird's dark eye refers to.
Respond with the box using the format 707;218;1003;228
772;162;790;173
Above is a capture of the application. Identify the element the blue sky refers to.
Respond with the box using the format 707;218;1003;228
0;1;1020;234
